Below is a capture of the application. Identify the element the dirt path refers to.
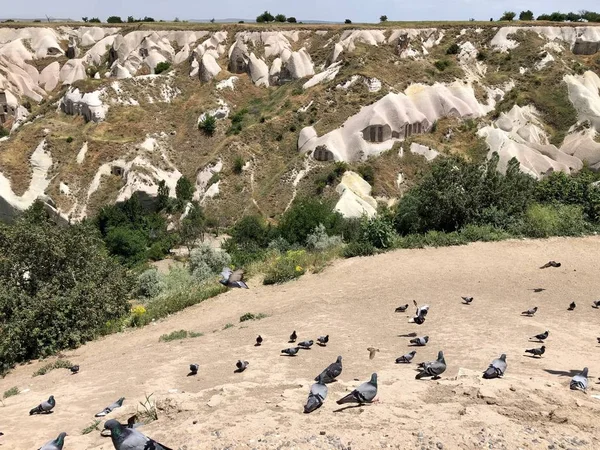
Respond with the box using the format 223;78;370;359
2;237;600;449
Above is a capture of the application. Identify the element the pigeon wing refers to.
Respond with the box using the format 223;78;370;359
229;269;244;282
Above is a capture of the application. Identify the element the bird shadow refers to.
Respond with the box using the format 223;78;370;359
523;354;543;359
254;343;262;347
528;339;544;343
317;343;327;347
288;340;296;343
186;372;197;377
530;288;546;293
398;333;417;338
333;404;365;413
407;343;425;347
543;369;582;377
233;368;246;374
280;354;297;357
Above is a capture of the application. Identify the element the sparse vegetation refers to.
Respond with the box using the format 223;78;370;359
223;323;234;330
499;11;516;21
199;114;217;136
3;386;19;399
233;156;245;174
446;43;460;55
0;126;8;138
239;312;269;322
154;62;171;75
159;330;204;342
519;10;534;21
33;359;74;377
81;420;101;435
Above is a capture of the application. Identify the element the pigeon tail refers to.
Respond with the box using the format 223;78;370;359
304;393;324;413
483;366;499;379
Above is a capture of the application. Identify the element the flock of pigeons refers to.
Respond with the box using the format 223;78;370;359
5;260;597;449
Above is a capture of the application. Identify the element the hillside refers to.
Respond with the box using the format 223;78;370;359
0;236;599;449
1;23;600;223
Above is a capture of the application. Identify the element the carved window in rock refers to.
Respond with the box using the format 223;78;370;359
313;146;334;161
111;166;124;177
365;125;385;143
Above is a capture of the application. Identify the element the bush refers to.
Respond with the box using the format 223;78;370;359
0;126;9;137
446;43;460;55
519;10;534;20
239;312;268;322
199;114;217;136
138;269;161;298
499;11;516;21
66;136;73;143
380;15;388;22
434;59;451;71
155;62;171;74
233;156;244;174
89;17;101;23
520;204;588;238
342;241;376;258
256;11;274;23
268;236;293;253
275;14;286;22
287;17;297;23
3;386;19;399
106;16;123;23
32;359;73;377
105;227;148;265
278;197;343;245
159;330;202;342
189;243;231;282
362;216;395;249
176;176;194;203
345;19;352;24
263;250;307;285
459;224;512;242
306;224;343;251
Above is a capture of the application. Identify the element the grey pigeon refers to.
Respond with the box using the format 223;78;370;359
395;304;409;313
219;267;248;289
30;395;55;415
525;345;545;357
298;340;314;349
95;397;125;417
409;313;426;325
70;365;79;374
304;374;328;413
235;360;249;372
413;300;429;317
521;307;538;316
336;373;378;405
568;302;576;311
188;364;199;376
530;330;549;342
593;300;600;309
289;330;297;342
462;296;473;305
281;347;300;356
255;335;263;346
38;432;66;450
540;261;561;269
570;367;588;391
104;419;172;450
410;336;429;346
314;356;342;383
483;354;507;379
396;350;417;363
416;351;446;380
317;335;329;346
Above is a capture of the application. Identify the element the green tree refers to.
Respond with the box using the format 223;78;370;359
199;114;217;136
104;227;148;265
176;176;194;203
275;14;287;22
154;61;171;74
180;202;206;253
278;198;343;245
287;17;297;23
519;10;534;20
157;180;170;211
256;11;274;23
127;15;135;23
89;17;101;23
0;202;132;373
379;15;388;22
345;19;352;24
82;17;89;22
106;16;123;23
499;11;516;21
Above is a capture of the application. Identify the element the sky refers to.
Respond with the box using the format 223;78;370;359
2;0;599;22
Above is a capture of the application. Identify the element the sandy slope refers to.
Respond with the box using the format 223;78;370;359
2;237;600;449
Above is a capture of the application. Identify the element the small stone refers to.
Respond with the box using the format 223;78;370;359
193;420;198;425
437;443;444;449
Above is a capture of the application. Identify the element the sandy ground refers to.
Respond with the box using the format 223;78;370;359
2;237;600;449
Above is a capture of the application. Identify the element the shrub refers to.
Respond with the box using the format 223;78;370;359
268;236;293;253
263;250;307;285
106;16;123;23
33;359;73;377
342;241;376;258
275;14;286;22
155;62;171;75
499;11;516;21
223;323;234;330
520;204;588;238
180;202;206;252
176;176;194;203
345;19;352;24
459;224;512;242
362;216;396;249
3;386;19;399
81;420;101;435
239;312;268;322
446;43;460;55
287;17;297;23
138;269;161;298
256;11;274;23
89;17;101;23
66;136;74;143
158;330;203;342
357;164;375;185
189;243;231;282
306;224;343;251
519;10;534;20
105;227;148;265
233;156;244;174
278;197;343;245
380;15;388;22
199;114;217;136
434;59;451;71
0;126;9;137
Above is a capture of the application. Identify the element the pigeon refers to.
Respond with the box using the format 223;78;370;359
568;302;576;311
413;300;430;317
592;300;600;309
540;261;561;269
235;360;249;372
95;397;125;417
317;335;329;346
525;345;546;358
395;304;409;313
38;432;67;450
531;330;549;342
188;364;199;376
336;373;378;405
570;367;588;391
521;307;538;316
367;347;380;359
127;415;140;429
30;395;55;415
255;335;263;346
298;340;314;349
315;356;343;383
281;347;300;356
396;350;417;363
219;267;248;289
462;296;473;305
289;330;297;342
597;337;600;344
304;374;328;413
70;365;79;375
416;351;446;380
104;419;173;450
409;313;426;325
410;336;429;346
482;354;507;379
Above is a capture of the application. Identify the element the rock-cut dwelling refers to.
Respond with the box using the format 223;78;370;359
362;120;426;143
0;91;16;125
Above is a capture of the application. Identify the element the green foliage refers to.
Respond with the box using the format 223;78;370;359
357;164;375;185
379;15;388;22
138;269;161;298
0;203;131;374
105;227;147;265
520;204;588;238
154;62;171;74
106;16;123;23
362;216;395;249
156;180;170;211
228;109;247;135
446;43;460;55
223;215;272;266
278;197;343;245
287;17;297;23
180;202;206;252
342;241;376;258
345;19;352;24
263;250;307;285
176;176;194;203
434;59;451;71
199;114;217;136
275;14;286;22
458;224;512;242
0;126;9;138
33;359;74;377
499;11;516;21
256;11;274;23
159;329;203;342
223;323;234;330
88;17;101;23
189;243;231;283
239;312;268;322
306;224;343;251
315;162;348;193
3;386;19;399
519;10;534;20
66;136;73;143
233;156;245;174
81;420;101;435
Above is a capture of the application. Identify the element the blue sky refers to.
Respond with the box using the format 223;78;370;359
2;0;599;22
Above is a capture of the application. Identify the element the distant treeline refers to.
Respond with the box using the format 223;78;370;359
500;10;600;22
